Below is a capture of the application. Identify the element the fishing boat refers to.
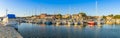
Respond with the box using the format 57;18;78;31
88;19;95;25
88;21;95;25
2;14;18;26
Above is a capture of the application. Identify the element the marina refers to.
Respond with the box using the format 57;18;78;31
0;0;120;38
0;13;119;38
17;23;120;38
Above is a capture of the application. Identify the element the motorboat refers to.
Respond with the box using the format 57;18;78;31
2;14;18;26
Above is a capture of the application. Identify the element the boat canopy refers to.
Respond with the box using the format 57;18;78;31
7;14;16;18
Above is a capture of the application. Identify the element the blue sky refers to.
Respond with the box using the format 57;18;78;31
0;0;120;17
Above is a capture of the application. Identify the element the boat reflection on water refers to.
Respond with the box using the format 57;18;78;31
17;23;120;38
97;24;102;29
88;24;95;28
39;24;46;27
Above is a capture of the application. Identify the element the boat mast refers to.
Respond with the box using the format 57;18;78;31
34;7;37;16
6;9;8;15
5;9;8;17
68;5;70;15
96;0;98;15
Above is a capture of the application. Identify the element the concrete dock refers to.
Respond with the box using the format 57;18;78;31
0;26;23;38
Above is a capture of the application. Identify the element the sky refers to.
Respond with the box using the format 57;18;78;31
0;0;120;17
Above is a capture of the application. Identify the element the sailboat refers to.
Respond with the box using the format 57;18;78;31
2;14;18;26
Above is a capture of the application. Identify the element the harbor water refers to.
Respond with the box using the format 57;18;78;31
16;23;120;38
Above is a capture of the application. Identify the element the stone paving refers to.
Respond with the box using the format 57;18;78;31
0;26;23;38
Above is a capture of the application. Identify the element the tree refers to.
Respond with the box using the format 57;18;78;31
114;15;120;19
79;12;87;17
56;14;62;19
108;14;113;17
78;12;87;20
103;15;106;19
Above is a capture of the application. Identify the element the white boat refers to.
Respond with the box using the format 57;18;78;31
67;22;74;25
2;14;18;26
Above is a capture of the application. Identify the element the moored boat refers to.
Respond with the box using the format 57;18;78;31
2;14;18;26
44;21;52;25
88;21;95;25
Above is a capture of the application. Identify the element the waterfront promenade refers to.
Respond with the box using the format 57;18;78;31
0;25;23;38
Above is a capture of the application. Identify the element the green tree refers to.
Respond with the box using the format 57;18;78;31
79;12;87;17
56;14;62;19
78;12;87;20
108;14;114;17
103;15;106;19
114;15;120;19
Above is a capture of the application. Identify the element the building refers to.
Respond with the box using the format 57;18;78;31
106;16;113;20
44;15;56;19
62;14;71;19
37;14;56;19
115;19;120;24
38;14;47;19
72;14;83;20
105;16;115;24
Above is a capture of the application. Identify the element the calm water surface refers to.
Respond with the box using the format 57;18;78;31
17;23;120;38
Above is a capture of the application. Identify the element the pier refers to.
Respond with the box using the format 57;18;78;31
0;25;23;38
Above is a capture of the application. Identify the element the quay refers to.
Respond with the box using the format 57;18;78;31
0;25;23;38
